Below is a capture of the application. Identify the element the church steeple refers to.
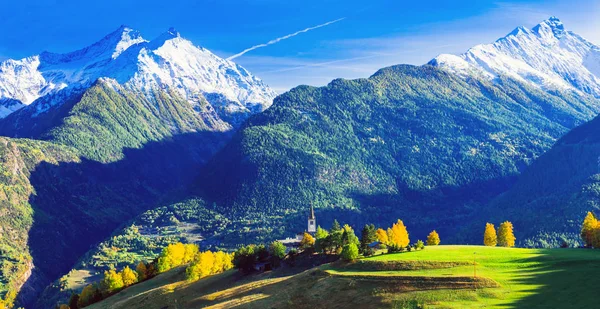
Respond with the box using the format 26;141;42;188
307;203;316;233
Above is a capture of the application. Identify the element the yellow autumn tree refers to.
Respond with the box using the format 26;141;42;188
157;242;186;272
375;228;388;244
58;304;70;309
300;232;316;250
389;219;410;247
497;221;516;247
581;212;597;247
426;230;440;246
121;266;138;287
484;223;497;246
223;252;234;271
136;261;148;281
212;251;225;274
102;269;124;292
186;251;215;281
386;228;394;245
592;221;600;248
183;243;199;263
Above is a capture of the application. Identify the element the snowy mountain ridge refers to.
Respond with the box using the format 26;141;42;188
429;17;600;98
0;26;277;123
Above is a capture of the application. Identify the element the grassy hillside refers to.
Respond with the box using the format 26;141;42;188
197;64;600;242
86;246;600;309
36;197;313;308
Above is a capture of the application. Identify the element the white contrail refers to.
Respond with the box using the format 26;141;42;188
227;18;345;60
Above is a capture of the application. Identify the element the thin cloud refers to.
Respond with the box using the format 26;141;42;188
258;54;386;74
227;18;345;60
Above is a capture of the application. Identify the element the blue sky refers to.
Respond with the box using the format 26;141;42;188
1;0;599;93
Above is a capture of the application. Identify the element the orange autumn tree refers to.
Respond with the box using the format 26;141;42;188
483;223;497;246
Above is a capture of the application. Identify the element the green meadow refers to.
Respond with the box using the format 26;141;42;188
328;245;600;308
87;245;600;309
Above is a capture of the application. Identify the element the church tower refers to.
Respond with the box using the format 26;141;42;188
308;203;316;233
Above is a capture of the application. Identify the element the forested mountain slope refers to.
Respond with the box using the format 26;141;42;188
0;82;230;308
485;113;600;247
0;138;79;308
0;26;275;307
197;64;600;244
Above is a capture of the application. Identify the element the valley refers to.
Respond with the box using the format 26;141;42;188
0;10;599;309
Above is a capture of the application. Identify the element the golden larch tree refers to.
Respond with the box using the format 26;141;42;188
386;228;395;246
497;221;516;247
121;266;138;287
426;230;440;246
376;228;388;244
483;223;497;246
390;219;410;247
581;212;597;247
102;269;124;292
157;242;186;272
592;220;600;248
300;232;316;250
183;244;199;263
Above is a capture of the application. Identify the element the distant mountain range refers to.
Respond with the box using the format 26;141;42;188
0;17;600;309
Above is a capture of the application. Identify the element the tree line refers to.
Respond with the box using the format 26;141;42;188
483;222;516;247
56;242;233;309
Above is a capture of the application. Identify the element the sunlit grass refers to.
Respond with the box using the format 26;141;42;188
328;245;600;308
88;245;600;309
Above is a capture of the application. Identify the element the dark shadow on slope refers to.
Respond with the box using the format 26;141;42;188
346;174;519;245
499;249;600;309
16;130;231;308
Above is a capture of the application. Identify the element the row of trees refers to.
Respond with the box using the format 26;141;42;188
59;242;232;308
483;222;516;247
64;259;159;309
313;219;430;260
374;219;410;251
186;250;234;281
233;241;287;272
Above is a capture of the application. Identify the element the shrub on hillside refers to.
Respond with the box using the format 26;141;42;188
341;243;359;261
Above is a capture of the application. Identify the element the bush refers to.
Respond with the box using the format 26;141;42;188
233;245;257;273
341;243;359;261
415;240;425;250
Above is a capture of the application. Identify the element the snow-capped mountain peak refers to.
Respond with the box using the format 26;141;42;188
532;16;565;38
430;17;600;98
0;26;276;124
